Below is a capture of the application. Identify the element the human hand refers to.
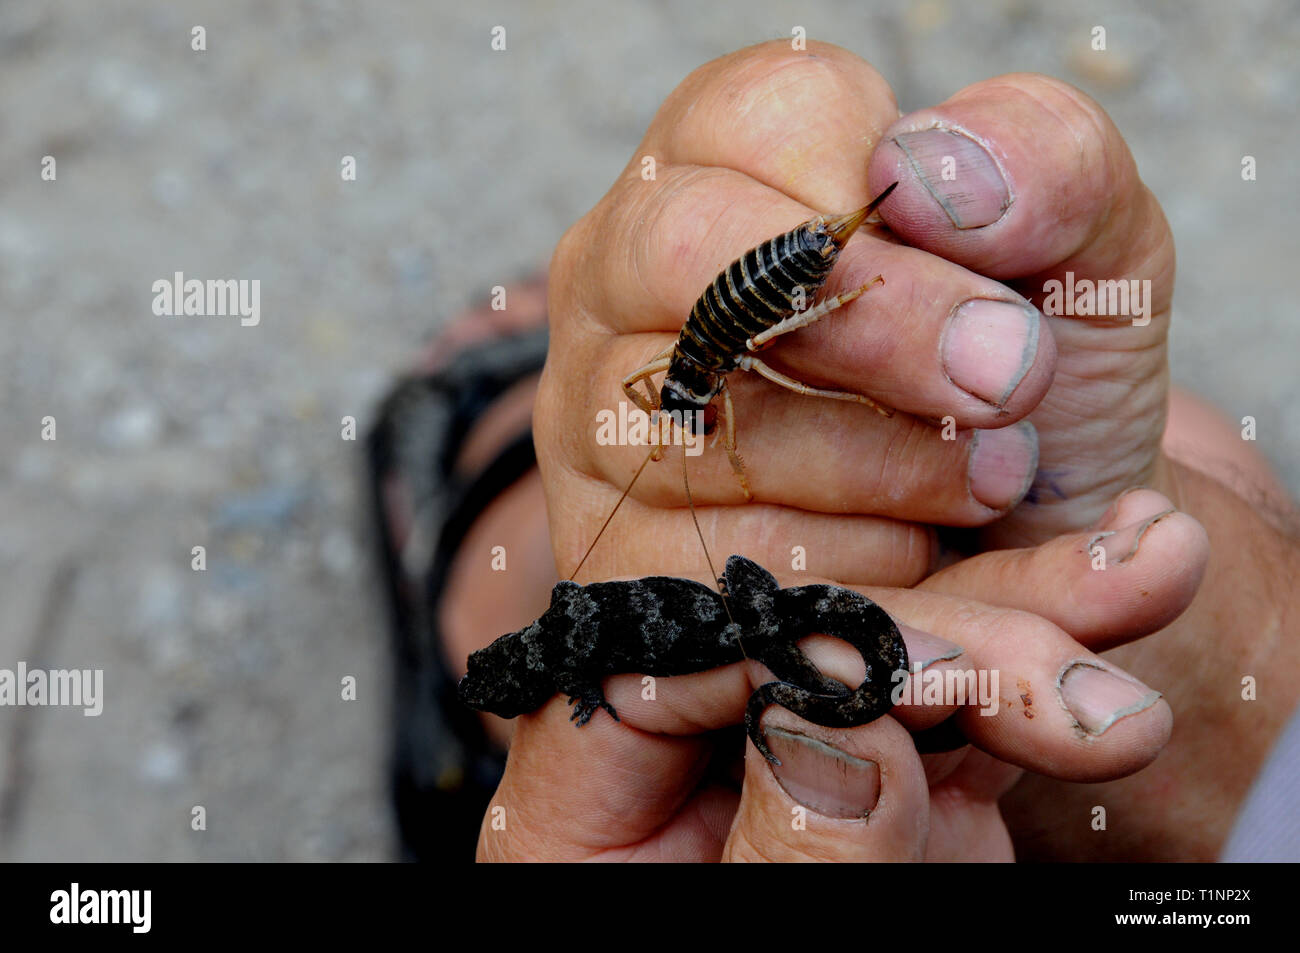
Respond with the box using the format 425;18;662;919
527;38;1249;861
862;61;1300;859
476;493;1200;861
536;40;1058;587
865;69;1179;547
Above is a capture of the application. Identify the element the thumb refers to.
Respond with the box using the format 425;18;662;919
868;73;1177;542
722;707;928;862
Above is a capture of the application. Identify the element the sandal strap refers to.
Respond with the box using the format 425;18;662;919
367;326;547;859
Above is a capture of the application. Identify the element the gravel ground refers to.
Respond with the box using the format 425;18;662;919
0;0;1295;861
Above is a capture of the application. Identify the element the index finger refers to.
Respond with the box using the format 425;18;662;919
476;694;727;861
643;39;900;213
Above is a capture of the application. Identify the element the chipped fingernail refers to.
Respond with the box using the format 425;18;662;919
1086;530;1115;560
1058;661;1162;736
942;298;1041;405
1089;509;1177;565
765;726;880;818
893;128;1010;229
968;420;1038;510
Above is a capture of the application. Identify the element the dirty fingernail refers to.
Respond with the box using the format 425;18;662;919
893;128;1010;229
1090;488;1175;533
1059;662;1162;736
943;298;1040;405
968;420;1038;510
765;726;880;818
1090;509;1177;564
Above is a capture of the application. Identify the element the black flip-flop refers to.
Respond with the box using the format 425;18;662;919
366;326;548;861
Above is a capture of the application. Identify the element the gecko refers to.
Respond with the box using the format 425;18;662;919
457;554;908;764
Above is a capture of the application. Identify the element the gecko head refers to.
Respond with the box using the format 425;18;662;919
723;555;778;601
457;624;555;718
722;555;780;635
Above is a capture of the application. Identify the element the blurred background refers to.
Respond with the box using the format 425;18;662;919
0;0;1294;860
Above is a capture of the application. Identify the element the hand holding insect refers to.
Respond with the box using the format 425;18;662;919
490;40;1225;862
537;42;1057;587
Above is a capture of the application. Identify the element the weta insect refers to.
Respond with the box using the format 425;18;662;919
625;180;899;500
571;182;900;580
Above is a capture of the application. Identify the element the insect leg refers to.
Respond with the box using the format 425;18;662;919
736;354;894;417
718;381;753;501
622;351;673;460
746;275;884;351
621;350;672;414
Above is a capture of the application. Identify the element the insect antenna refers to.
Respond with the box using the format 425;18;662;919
569;414;750;658
680;432;746;657
680;438;723;599
567;444;657;582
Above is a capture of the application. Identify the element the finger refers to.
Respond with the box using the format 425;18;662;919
569;165;1054;424
554;496;936;588
918;488;1209;650
551;362;1040;523
477;694;734;861
723;712;928;862
923;749;1021;862
598;619;959;748
867;74;1174;530
641;39;899;215
867;72;1175;306
687;569;1174;781
871;586;1173;782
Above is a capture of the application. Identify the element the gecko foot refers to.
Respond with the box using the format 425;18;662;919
569;694;620;726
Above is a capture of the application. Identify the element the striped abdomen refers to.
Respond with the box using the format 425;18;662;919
657;184;896;421
676;223;838;372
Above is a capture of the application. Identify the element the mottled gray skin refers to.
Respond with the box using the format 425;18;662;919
458;555;908;764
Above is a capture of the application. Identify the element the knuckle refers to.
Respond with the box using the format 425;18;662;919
732;39;892;108
987;73;1130;194
662;41;895;161
719;52;862;135
1011;73;1111;136
635;167;742;308
549;215;593;311
995;604;1063;648
872;416;933;492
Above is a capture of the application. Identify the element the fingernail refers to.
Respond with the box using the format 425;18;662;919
1090;487;1177;534
1059;661;1162;736
892;128;1010;228
901;624;964;669
1090;508;1176;565
765;726;880;818
968;420;1038;510
942;298;1040;405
